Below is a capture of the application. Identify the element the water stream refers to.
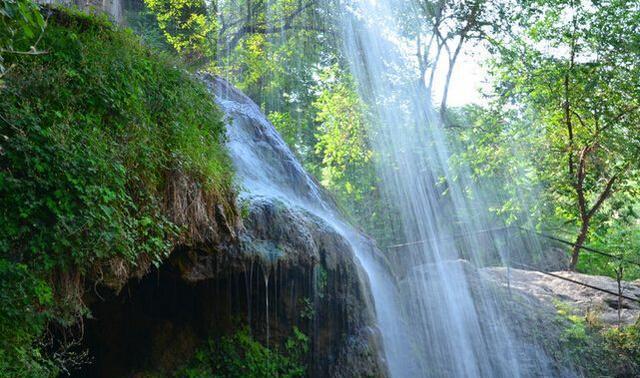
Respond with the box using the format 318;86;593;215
338;1;562;377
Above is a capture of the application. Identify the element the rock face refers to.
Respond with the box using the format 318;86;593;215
205;73;388;377
479;267;640;377
73;75;387;377
38;0;123;23
169;196;386;377
395;260;639;377
484;267;640;326
397;260;571;377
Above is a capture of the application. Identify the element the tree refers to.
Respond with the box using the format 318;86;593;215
144;0;216;64
312;66;399;245
487;0;640;269
216;0;328;52
399;0;506;115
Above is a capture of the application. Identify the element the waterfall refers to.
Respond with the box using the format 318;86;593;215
337;1;564;377
206;0;573;375
206;74;414;375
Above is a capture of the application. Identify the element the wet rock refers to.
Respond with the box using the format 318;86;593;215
195;194;388;377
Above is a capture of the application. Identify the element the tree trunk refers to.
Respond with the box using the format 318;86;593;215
426;41;444;98
439;44;461;116
569;219;590;270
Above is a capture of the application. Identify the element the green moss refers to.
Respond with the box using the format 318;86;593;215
0;9;233;375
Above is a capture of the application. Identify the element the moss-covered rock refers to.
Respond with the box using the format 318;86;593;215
0;8;235;375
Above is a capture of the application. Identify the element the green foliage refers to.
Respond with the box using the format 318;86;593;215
603;323;640;372
0;0;45;85
449;0;640;268
177;327;308;378
124;4;173;52
314;67;371;193
268;111;296;148
501;0;639;221
0;9;232;374
0;261;55;377
447;104;549;227
577;225;640;280
554;301;640;376
143;0;216;64
212;0;333;168
311;66;398;245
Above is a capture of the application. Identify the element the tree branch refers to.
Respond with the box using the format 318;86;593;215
586;172;619;220
224;0;323;50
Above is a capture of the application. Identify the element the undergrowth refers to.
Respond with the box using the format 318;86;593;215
0;8;234;376
176;327;308;378
554;301;640;377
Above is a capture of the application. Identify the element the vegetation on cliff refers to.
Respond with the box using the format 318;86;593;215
177;327;308;378
0;8;234;375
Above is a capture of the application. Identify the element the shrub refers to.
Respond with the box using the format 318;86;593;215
554;302;640;377
177;327;308;378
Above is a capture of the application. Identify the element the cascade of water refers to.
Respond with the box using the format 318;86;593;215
205;0;572;366
337;1;563;377
207;74;415;375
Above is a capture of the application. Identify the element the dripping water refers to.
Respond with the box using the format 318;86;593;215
264;266;270;346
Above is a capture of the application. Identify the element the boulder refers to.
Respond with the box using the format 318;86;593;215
483;267;640;326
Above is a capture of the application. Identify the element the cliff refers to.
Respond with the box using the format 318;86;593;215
1;9;387;377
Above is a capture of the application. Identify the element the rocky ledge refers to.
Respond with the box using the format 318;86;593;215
483;267;640;326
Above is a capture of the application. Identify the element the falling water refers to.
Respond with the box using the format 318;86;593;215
338;1;564;377
264;268;270;345
206;0;573;374
205;74;414;375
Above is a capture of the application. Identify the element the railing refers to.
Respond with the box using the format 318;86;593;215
386;226;640;308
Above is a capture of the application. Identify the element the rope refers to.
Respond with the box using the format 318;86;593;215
387;225;640;269
386;226;640;304
386;226;513;250
510;261;640;304
517;227;640;268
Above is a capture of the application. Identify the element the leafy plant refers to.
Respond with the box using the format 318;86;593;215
177;327;308;378
0;0;46;86
0;9;233;374
554;301;640;376
143;0;216;65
